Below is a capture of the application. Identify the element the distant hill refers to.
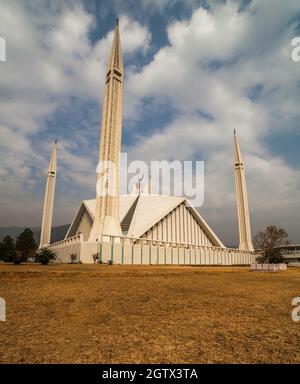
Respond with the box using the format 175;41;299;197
0;224;70;244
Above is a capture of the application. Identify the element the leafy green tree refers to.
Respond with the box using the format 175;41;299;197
35;248;57;265
15;228;37;263
0;236;16;262
254;225;289;263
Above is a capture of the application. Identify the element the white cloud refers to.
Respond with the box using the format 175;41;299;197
0;0;299;245
0;0;150;227
124;0;300;243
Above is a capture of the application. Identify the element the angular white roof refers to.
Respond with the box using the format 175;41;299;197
82;194;184;237
68;194;223;247
126;194;184;239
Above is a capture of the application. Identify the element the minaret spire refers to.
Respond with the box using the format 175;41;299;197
233;130;254;251
89;20;124;241
39;141;57;248
107;18;123;73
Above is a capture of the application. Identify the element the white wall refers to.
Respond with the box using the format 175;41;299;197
50;235;257;265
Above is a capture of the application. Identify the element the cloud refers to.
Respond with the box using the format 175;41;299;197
0;0;150;226
0;0;299;246
124;0;300;243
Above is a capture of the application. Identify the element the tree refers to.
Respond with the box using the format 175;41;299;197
35;248;56;265
0;236;16;262
253;225;289;263
15;228;37;263
12;251;24;265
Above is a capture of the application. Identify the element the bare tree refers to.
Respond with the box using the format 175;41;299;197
253;225;289;263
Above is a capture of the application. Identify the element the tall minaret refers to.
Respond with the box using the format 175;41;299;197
233;130;254;251
89;19;123;241
39;141;57;248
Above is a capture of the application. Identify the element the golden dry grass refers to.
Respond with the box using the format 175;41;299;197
0;264;299;364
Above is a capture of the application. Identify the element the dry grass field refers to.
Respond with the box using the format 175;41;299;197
0;264;299;364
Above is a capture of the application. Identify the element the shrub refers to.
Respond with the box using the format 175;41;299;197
35;248;56;265
70;253;77;263
12;251;24;265
92;253;99;264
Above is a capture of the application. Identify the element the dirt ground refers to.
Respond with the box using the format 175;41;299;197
0;264;299;364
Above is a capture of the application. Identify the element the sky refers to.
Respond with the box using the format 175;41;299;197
0;0;299;246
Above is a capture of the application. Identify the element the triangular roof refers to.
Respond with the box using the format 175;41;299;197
127;194;185;239
65;195;136;239
65;194;224;247
184;200;224;247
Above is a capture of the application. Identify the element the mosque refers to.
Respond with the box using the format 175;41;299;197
39;20;256;265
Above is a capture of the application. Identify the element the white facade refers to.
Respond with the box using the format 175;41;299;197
65;195;223;248
279;244;300;266
50;232;256;265
43;20;257;265
47;193;257;265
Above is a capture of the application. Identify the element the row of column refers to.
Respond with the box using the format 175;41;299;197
143;203;212;247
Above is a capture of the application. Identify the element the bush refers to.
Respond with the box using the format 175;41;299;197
35;248;56;265
92;253;99;264
12;251;24;265
268;252;284;264
70;253;77;263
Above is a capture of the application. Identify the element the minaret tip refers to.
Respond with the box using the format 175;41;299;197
233;128;253;251
106;15;123;72
40;139;57;248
